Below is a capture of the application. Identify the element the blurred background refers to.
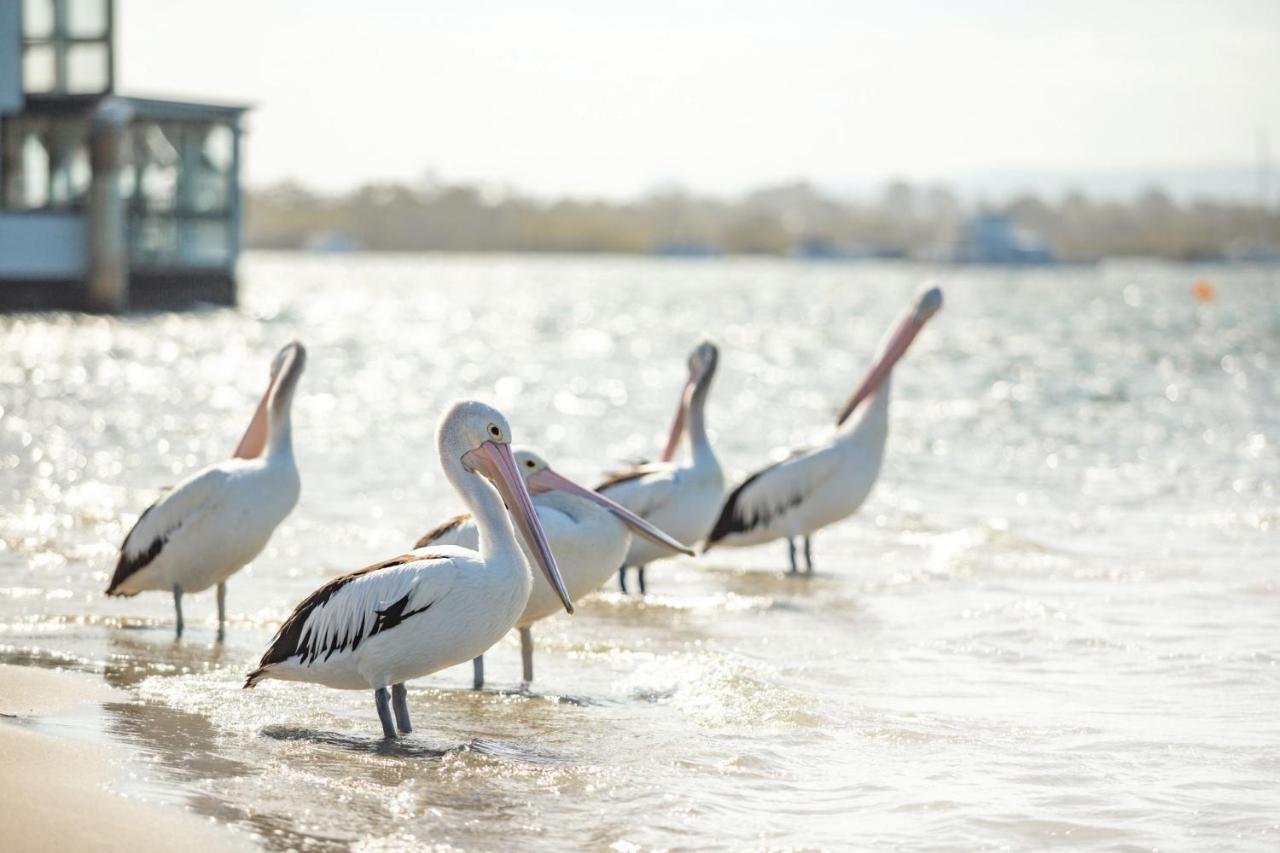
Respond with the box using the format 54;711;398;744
170;1;1280;260
2;0;1279;297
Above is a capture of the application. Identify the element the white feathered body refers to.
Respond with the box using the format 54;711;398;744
251;548;530;691
109;454;300;596
419;491;629;626
707;389;890;549
600;457;724;567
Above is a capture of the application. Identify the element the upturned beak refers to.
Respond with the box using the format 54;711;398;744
836;313;925;425
529;467;696;557
464;441;574;614
658;365;699;463
233;375;275;459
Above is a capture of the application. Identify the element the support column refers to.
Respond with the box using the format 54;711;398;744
86;98;132;312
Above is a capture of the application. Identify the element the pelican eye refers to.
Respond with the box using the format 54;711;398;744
488;424;500;438
525;460;536;468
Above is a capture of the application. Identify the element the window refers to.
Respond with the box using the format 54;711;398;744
22;0;113;95
0;115;90;209
125;119;238;268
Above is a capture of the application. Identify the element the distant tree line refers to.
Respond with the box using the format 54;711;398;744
245;178;1280;261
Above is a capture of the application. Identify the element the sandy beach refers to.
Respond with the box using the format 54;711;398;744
0;664;248;853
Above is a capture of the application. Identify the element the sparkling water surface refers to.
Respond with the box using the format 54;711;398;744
1;254;1277;850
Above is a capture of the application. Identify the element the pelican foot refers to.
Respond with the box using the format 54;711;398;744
374;687;398;739
216;582;227;642
172;584;184;639
391;683;412;734
519;626;534;684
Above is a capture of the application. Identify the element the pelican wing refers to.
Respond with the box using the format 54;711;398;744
413;513;473;550
706;446;837;547
595;462;678;518
106;466;230;595
246;552;460;682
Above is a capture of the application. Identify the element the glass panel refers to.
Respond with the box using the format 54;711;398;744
22;0;55;39
49;144;89;206
66;42;109;93
23;44;57;93
19;131;50;208
202;125;233;173
131;216;178;264
181;220;232;265
191;124;232;213
65;0;109;38
136;123;179;211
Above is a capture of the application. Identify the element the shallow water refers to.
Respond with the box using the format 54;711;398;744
1;253;1277;850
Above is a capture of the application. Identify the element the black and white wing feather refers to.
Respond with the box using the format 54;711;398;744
106;466;229;595
245;552;459;684
706;446;838;548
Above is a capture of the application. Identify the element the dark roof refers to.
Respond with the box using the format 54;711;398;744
121;94;251;121
20;93;250;122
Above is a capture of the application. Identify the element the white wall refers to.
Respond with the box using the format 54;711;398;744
0;212;87;279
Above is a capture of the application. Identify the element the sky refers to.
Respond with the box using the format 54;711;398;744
117;0;1280;199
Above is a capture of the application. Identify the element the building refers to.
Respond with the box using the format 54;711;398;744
947;212;1056;265
0;0;248;311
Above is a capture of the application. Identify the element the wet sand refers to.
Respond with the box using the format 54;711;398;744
0;664;248;853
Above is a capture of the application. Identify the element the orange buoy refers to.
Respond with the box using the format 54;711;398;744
1193;279;1215;302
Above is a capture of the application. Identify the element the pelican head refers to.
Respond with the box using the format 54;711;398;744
836;285;943;425
660;339;720;462
912;286;944;323
516;447;695;557
438;402;574;614
688;340;718;384
234;340;307;459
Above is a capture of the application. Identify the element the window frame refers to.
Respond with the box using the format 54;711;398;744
21;0;114;96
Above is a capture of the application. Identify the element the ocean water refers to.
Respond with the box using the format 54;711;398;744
1;253;1277;851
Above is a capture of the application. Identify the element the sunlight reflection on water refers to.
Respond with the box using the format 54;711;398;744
1;254;1278;850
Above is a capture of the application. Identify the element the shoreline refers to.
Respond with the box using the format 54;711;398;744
0;664;250;853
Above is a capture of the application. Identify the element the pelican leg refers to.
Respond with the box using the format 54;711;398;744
520;626;534;685
618;566;629;594
803;536;814;574
172;584;184;637
391;683;412;734
786;538;799;574
374;687;397;739
472;655;485;690
637;566;647;595
216;582;227;641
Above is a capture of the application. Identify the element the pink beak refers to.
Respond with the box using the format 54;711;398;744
836;313;926;426
463;441;574;614
658;365;700;463
528;467;695;556
233;377;274;459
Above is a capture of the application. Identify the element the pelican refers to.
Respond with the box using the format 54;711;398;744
244;401;575;740
596;341;724;594
414;448;693;689
105;341;305;638
704;287;943;571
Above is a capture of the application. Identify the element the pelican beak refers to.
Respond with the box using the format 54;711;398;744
836;288;942;425
233;373;275;459
658;364;699;463
464;441;574;614
529;466;696;557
